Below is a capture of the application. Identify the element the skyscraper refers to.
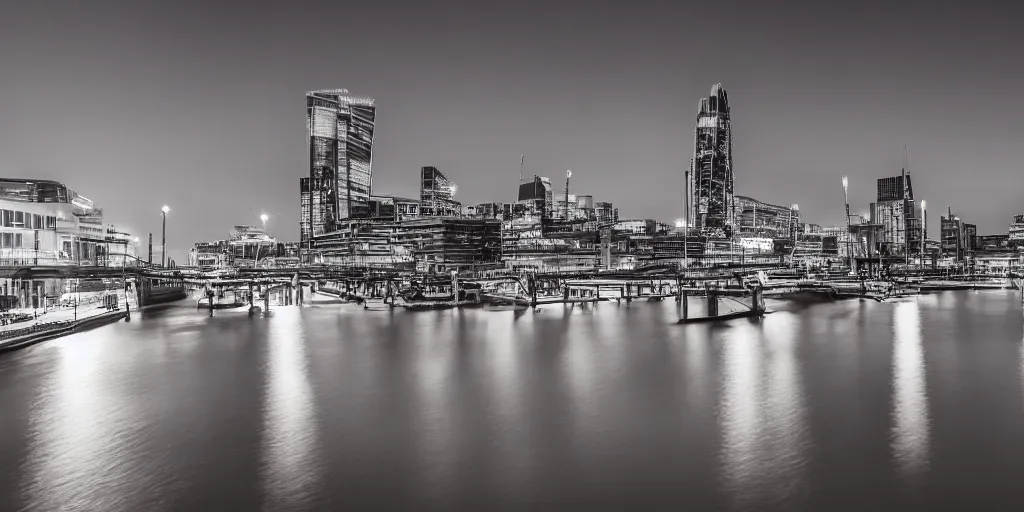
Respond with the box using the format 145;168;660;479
690;83;734;235
305;89;376;235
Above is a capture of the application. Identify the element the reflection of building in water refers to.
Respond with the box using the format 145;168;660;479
262;310;320;506
891;300;930;478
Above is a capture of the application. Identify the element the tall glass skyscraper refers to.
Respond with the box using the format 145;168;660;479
690;83;734;235
305;89;376;235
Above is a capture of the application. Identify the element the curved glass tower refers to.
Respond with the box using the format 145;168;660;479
691;83;734;235
305;89;376;236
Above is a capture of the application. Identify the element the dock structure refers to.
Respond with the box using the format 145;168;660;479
3;262;1022;327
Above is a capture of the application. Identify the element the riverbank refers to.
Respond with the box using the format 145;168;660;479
0;309;129;352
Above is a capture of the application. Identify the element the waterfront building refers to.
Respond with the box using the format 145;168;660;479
307;216;500;272
419;167;461;217
0;178;123;267
691;83;734;235
1009;214;1024;242
0;178;142;309
305;89;376;234
396;217;501;273
501;216;598;272
188;225;294;269
732;195;800;239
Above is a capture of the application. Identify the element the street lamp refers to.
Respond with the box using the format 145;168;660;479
161;205;170;268
842;175;853;272
256;213;269;267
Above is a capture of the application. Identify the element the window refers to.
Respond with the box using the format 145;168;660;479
46;216;57;229
2;233;10;248
13;234;21;248
33;214;41;230
13;211;23;227
1;210;9;227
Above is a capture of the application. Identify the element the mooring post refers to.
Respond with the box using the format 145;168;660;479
626;283;632;303
707;289;719;317
681;289;688;320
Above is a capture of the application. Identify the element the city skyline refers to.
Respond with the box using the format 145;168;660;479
2;0;1023;262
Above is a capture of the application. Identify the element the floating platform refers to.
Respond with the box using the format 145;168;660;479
678;308;766;324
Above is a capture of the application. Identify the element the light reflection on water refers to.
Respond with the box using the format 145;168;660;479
718;312;809;509
891;300;930;481
2;292;1024;510
261;307;321;511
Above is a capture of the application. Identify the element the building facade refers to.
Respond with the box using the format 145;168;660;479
0;178;121;267
732;195;800;239
419;167;461;217
1009;214;1024;242
691;83;734;235
305;89;376;235
869;173;922;255
300;177;311;245
518;176;554;219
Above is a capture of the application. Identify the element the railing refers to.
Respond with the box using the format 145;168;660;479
0;318;75;341
0;249;76;266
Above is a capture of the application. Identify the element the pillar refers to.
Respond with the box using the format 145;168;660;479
707;290;718;317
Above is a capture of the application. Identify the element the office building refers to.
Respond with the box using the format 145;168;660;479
869;172;921;255
517;175;554;218
690;83;734;235
732;195;800;239
419;167;461;217
305;89;376;234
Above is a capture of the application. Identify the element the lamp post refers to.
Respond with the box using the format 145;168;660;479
256;214;269;268
161;205;170;268
133;237;140;268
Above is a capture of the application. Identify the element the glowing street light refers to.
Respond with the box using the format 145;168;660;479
260;213;269;231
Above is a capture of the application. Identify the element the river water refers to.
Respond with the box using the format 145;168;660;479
1;291;1023;511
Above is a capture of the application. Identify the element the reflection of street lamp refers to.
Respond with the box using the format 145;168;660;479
161;205;170;267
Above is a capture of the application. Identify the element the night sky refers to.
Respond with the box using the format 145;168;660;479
2;0;1022;261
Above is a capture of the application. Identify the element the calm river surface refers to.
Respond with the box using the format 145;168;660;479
2;291;1024;511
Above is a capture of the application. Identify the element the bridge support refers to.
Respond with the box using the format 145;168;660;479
707;290;718;317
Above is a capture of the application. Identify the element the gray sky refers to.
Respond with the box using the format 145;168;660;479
2;0;1022;261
